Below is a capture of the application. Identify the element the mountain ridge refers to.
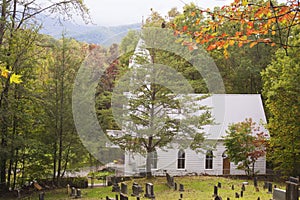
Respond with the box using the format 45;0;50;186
39;17;141;46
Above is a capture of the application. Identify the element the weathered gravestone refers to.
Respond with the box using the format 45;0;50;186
71;187;76;197
76;189;82;198
235;192;239;198
241;184;245;191
254;177;258;187
131;183;143;197
144;183;155;199
215;195;222;200
240;191;243;197
179;184;184;192
231;185;234;190
120;193;128;200
268;182;273;194
286;177;299;200
67;184;70;195
121;183;128;195
39;192;45;200
166;173;175;188
263;182;268;189
214;185;218;197
218;182;222;188
273;188;286;200
112;183;120;192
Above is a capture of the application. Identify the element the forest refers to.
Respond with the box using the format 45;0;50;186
0;0;299;194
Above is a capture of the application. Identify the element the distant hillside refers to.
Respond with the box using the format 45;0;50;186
39;17;141;46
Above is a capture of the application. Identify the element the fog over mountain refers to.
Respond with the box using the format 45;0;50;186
39;16;141;46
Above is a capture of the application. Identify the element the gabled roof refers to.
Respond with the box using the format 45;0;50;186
107;94;268;141
197;94;268;139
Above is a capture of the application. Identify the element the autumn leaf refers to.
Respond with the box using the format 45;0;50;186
229;40;235;46
183;25;188;32
250;41;258;48
10;73;22;84
1;69;10;78
242;0;248;6
207;44;217;51
224;49;229;59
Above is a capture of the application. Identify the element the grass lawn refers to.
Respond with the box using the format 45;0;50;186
0;176;284;200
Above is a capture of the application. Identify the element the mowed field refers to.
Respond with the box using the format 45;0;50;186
1;176;284;200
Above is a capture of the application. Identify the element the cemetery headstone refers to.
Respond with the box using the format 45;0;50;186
240;191;243;197
112;183;120;192
255;187;260;192
174;182;177;191
231;185;235;190
273;188;286;200
131;183;143;197
268;183;273;194
67;184;70;195
144;183;155;199
39;192;45;200
166;173;175;188
218;182;222;188
76;189;82;198
120;193;128;200
263;182;268;189
286;179;299;200
71;187;76;197
235;192;239;198
241;184;245;191
121;183;128;195
215;195;222;200
180;193;183;198
214;185;218;197
257;197;260;200
179;184;184;192
254;177;258;187
289;177;299;184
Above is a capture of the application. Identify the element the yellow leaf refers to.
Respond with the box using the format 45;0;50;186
241;35;247;41
272;30;276;35
229;40;235;46
224;49;229;59
250;42;258;48
242;0;248;6
1;69;10;78
10;73;22;84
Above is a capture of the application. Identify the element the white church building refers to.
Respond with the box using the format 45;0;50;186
120;94;268;176
107;38;269;177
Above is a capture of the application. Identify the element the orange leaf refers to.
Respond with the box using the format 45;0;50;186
183;26;188;32
250;41;258;48
229;40;235;46
207;44;217;51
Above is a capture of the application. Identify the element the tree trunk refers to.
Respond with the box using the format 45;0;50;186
146;151;152;179
12;149;18;190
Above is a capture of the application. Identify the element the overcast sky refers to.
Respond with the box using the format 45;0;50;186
83;0;236;26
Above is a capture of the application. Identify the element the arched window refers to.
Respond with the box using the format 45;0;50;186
205;150;213;169
150;150;158;169
177;149;185;169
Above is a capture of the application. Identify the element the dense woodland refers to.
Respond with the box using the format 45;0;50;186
0;0;299;194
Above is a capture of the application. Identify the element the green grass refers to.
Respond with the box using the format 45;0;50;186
0;176;284;200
